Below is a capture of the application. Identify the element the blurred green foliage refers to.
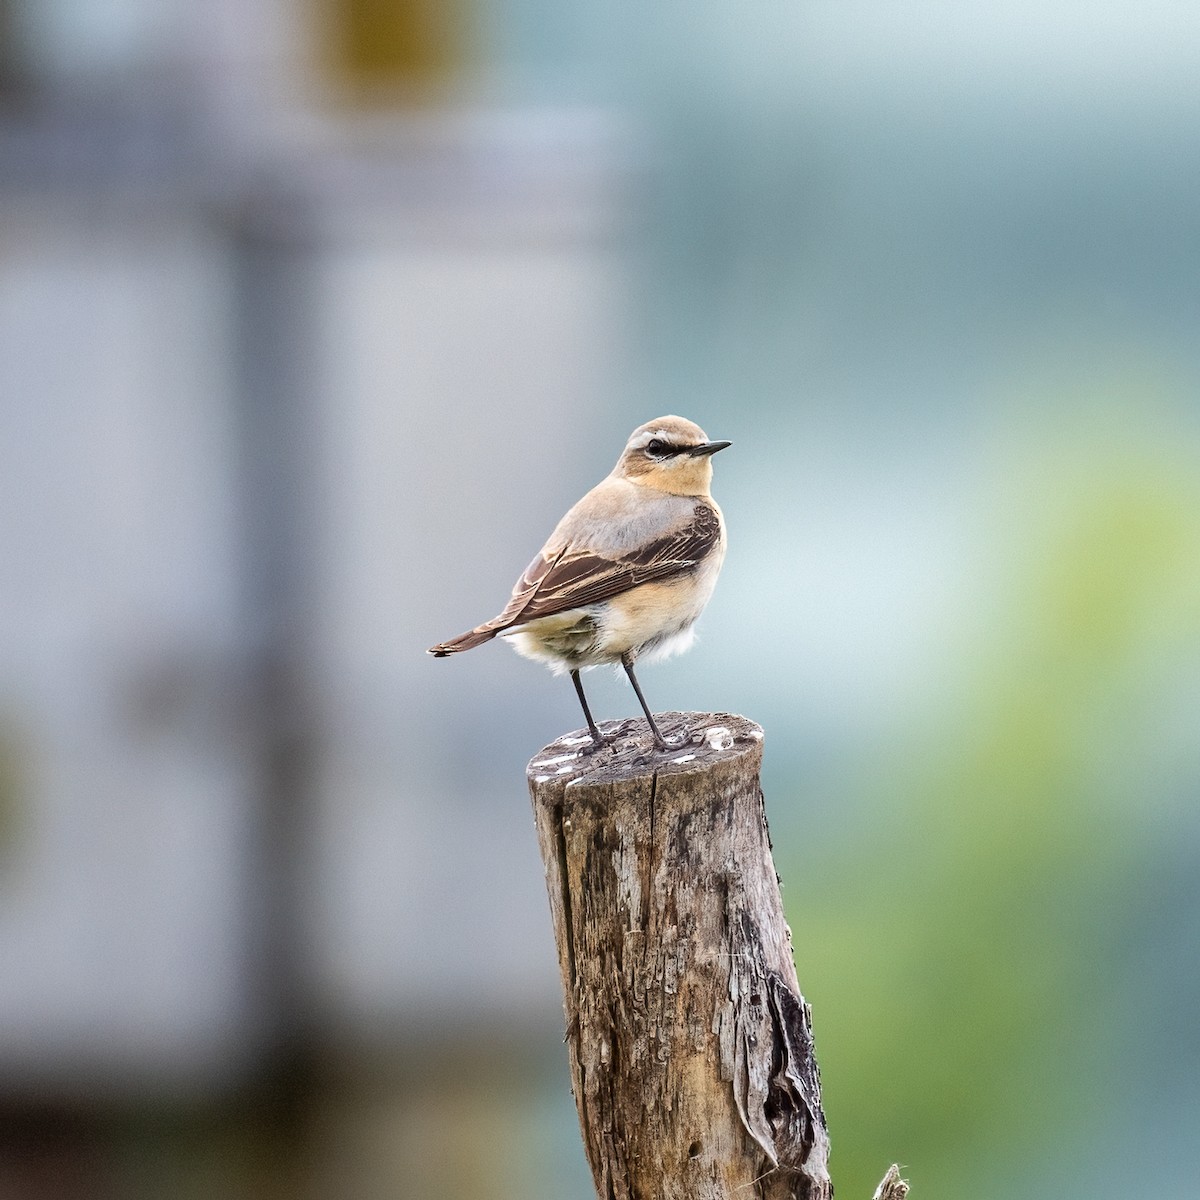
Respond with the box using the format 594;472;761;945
785;409;1200;1198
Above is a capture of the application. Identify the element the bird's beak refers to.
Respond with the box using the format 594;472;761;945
688;440;732;457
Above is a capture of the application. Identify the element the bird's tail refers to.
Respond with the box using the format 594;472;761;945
428;622;503;657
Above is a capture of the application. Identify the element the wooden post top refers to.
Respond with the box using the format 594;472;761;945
526;711;764;790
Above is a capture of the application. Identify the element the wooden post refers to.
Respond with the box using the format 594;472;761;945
529;712;907;1200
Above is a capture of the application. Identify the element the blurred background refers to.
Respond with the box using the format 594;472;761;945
2;2;1199;1197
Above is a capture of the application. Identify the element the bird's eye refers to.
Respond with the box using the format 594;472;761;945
646;438;667;456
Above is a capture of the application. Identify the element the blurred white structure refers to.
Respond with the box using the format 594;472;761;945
0;0;628;1091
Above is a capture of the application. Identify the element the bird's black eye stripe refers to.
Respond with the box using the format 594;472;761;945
646;438;682;458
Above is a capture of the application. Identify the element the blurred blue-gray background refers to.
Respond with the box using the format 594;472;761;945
2;3;1199;1197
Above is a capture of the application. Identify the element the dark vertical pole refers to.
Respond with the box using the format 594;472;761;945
226;187;324;1181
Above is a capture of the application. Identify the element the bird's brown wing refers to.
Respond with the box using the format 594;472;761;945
500;502;721;628
429;503;720;655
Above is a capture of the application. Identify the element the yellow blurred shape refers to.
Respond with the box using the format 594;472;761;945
324;0;469;93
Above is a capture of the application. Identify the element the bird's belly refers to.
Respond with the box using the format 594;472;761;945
504;547;724;672
597;567;719;664
504;609;603;673
598;583;683;657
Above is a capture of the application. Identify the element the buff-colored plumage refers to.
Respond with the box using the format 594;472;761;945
428;416;730;749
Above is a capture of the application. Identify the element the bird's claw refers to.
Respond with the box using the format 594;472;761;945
582;730;618;754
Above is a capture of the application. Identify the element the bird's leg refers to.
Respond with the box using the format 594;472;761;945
620;653;668;751
571;669;611;751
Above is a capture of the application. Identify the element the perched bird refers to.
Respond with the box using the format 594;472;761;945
428;415;731;751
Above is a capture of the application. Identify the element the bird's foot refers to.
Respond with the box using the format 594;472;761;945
646;731;694;756
646;716;692;753
582;728;618;754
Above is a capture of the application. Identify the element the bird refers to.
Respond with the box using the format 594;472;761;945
428;415;731;751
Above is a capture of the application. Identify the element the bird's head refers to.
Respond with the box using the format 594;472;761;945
614;416;731;496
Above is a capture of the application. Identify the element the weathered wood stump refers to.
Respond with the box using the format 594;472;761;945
528;711;833;1200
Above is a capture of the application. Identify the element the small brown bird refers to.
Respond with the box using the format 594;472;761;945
428;415;731;750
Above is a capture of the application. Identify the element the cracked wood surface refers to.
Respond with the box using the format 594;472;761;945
528;712;832;1200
